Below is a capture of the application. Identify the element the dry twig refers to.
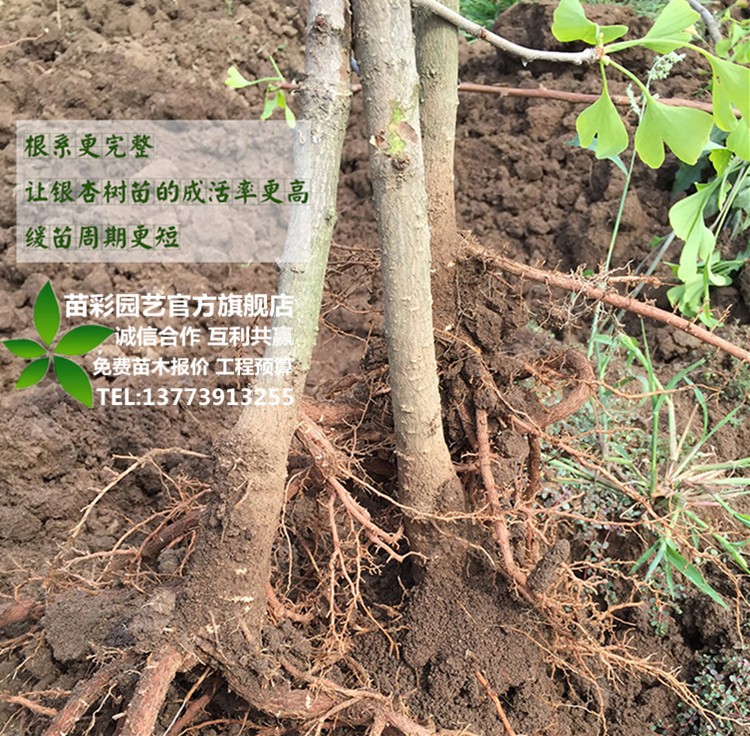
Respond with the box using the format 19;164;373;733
467;242;750;364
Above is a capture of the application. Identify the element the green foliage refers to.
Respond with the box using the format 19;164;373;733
634;98;713;167
547;331;750;608
551;0;725;167
575;71;629;157
667;148;750;324
2;281;113;407
460;0;509;30
715;9;750;64
551;0;750;324
655;647;750;734
638;0;699;52
225;56;296;128
709;56;750;128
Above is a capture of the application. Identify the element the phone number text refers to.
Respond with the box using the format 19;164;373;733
96;387;294;406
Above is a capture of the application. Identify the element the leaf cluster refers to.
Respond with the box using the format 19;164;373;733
554;0;750;323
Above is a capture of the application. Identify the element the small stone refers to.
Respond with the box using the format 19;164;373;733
128;7;153;35
0;506;42;542
515;160;544;182
526;212;551;235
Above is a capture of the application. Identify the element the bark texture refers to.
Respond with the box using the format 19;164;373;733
352;0;465;559
414;0;460;331
177;0;352;662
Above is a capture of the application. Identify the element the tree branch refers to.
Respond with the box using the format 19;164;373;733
457;82;720;115
411;0;599;65
466;242;750;365
277;80;722;116
685;0;722;46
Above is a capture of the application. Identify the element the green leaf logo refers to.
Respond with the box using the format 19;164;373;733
2;280;114;407
55;325;116;356
53;356;94;407
17;358;50;388
3;339;47;359
34;281;60;346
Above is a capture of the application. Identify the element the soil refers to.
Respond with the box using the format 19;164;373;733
1;1;749;735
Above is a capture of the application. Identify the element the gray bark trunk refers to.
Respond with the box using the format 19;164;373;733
178;1;352;660
352;0;465;560
414;0;460;331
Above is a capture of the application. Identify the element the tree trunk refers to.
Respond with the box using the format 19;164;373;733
177;0;352;662
414;0;461;332
352;0;465;561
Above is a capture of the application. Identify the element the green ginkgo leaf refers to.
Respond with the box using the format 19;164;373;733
261;90;280;121
225;65;252;89
726;119;750;161
53;355;93;407
639;0;699;52
708;56;750;132
709;147;732;175
2;338;46;359
54;325;115;356
667;277;708;318
16;357;50;388
552;0;628;44
635;97;713;168
576;88;629;159
34;281;60;346
669;180;720;282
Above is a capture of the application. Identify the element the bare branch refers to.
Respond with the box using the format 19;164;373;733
458;82;721;115
467;242;750;365
685;0;722;46
412;0;599;65
278;79;723;115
